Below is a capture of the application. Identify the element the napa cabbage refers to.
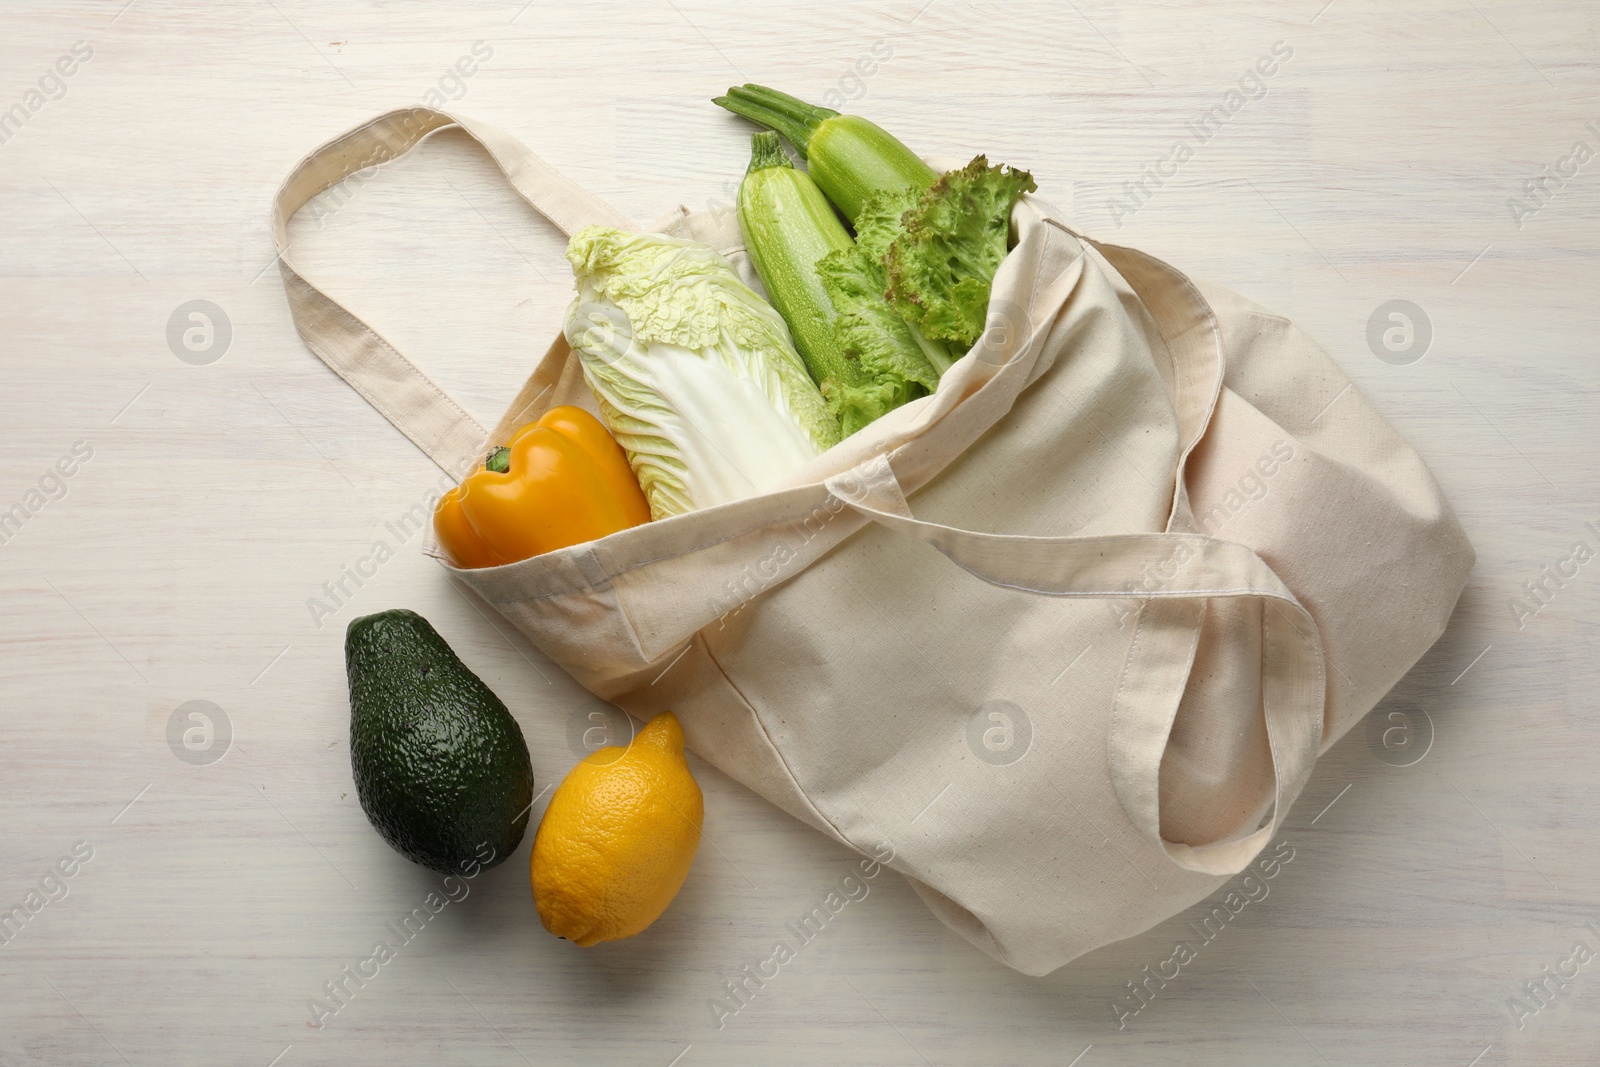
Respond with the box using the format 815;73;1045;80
564;226;841;521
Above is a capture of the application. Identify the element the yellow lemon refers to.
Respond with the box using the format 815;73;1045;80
531;711;703;945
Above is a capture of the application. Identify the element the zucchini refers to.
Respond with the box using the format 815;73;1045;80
737;132;853;397
737;133;936;437
716;84;937;225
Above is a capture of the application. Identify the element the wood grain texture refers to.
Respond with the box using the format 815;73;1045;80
1;1;1596;1064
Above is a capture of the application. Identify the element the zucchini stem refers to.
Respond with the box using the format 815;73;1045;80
714;85;838;159
746;131;792;174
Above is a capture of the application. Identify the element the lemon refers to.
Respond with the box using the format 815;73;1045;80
531;711;703;945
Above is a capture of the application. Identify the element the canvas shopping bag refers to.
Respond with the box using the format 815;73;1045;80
274;108;1473;975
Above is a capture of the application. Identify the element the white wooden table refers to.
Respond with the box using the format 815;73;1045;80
2;2;1596;1064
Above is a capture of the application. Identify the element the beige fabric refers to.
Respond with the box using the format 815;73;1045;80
275;111;1474;975
271;107;633;476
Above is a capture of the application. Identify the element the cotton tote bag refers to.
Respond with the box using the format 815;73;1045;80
274;108;1473;975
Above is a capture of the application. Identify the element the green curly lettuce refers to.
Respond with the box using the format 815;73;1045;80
851;185;917;263
815;243;938;401
881;156;1036;349
846;187;959;376
812;183;959;430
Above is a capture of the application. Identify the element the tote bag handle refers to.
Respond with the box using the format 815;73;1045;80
270;107;632;477
823;453;1324;877
808;215;1324;876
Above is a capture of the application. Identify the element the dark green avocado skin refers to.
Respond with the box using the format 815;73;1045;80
346;609;534;874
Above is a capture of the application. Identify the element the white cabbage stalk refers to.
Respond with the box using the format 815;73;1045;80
564;227;841;520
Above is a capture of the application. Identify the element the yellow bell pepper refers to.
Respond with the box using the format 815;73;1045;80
434;406;650;568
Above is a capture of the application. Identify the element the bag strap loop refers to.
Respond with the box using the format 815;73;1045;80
825;453;1324;876
271;107;633;476
1041;218;1225;534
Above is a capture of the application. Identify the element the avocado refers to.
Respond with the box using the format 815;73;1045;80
346;609;534;874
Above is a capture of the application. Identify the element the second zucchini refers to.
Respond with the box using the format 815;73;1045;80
737;132;941;437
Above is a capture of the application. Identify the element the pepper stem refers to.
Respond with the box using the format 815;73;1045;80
484;446;510;474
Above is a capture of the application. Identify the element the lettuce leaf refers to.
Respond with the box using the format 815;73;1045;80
814;243;936;431
852;186;917;263
882;156;1036;349
812;184;965;436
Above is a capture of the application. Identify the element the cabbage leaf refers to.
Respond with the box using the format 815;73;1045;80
564;226;840;521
